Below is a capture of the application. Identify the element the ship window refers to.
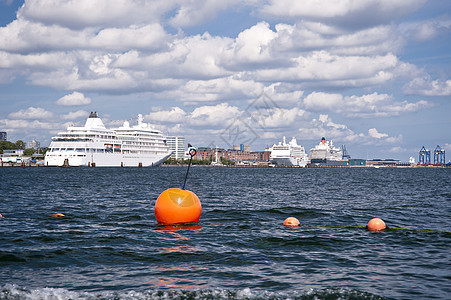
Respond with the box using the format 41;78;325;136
76;148;85;152
105;144;113;153
67;148;74;151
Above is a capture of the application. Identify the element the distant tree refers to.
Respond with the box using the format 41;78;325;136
23;148;35;156
0;141;16;153
220;157;235;165
14;140;26;150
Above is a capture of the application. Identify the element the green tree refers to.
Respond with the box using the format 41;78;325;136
0;141;15;154
23;148;35;156
14;140;26;150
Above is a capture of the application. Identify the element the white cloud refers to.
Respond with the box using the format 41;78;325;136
0;0;434;101
18;0;174;29
0;118;55;130
146;107;186;123
170;76;263;103
303;92;343;111
298;114;401;145
189;103;241;126
404;76;451;96
8;107;53;119
368;128;388;139
302;91;433;117
220;22;280;69
262;83;304;106
260;0;427;28
400;17;451;42
251;51;400;87
56;92;91;106
169;0;237;27
61;110;89;120
248;107;306;129
0;19;170;53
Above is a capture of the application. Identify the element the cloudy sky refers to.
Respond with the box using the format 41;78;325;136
0;0;450;160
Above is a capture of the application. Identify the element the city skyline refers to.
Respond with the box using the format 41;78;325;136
0;0;450;161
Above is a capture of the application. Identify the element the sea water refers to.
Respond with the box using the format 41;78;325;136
0;167;450;299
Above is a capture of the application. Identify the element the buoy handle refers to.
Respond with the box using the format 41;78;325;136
182;144;196;190
188;147;197;157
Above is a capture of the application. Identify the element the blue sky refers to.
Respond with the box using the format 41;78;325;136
0;0;450;161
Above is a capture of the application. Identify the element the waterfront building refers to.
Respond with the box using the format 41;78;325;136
347;159;366;166
233;144;251;152
166;136;185;160
366;159;412;167
28;139;40;150
2;150;24;156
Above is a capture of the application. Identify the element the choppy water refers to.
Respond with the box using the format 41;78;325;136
0;167;450;299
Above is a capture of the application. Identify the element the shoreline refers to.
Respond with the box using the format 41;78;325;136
2;162;449;168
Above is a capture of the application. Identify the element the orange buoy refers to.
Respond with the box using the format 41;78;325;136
155;188;201;225
367;218;386;232
51;213;65;218
0;213;3;218
283;217;300;227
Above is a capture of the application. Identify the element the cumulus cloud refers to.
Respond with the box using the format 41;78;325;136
0;118;55;130
169;0;237;27
302;91;433;117
260;0;427;29
404;76;451;96
298;114;401;145
400;17;451;42
8;107;53;119
189;103;241;126
18;0;173;29
61;110;89;120
147;107;187;123
56;92;91;106
0;1;418;94
368;128;388;139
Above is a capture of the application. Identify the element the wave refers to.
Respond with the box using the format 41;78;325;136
0;284;388;300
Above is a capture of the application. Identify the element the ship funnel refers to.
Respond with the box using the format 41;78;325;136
321;137;326;145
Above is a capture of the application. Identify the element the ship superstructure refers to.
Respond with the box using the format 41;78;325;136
269;136;309;167
309;137;343;165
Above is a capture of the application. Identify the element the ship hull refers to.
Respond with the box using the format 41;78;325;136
44;152;171;167
309;158;344;166
272;157;308;167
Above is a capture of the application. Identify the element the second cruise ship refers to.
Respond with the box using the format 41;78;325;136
269;136;309;167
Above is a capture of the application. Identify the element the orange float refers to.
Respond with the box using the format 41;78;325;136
367;218;386;232
0;213;3;218
51;213;65;218
155;188;201;225
283;217;300;227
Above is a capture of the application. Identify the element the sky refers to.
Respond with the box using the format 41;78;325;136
0;0;450;161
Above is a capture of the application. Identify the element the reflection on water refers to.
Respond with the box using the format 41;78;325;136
145;266;207;290
145;276;208;290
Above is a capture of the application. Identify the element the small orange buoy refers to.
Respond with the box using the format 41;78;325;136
155;188;201;225
367;218;386;232
283;217;300;227
0;213;3;218
51;213;65;218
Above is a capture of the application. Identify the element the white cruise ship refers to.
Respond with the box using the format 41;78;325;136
44;112;172;167
309;137;343;165
269;136;309;167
